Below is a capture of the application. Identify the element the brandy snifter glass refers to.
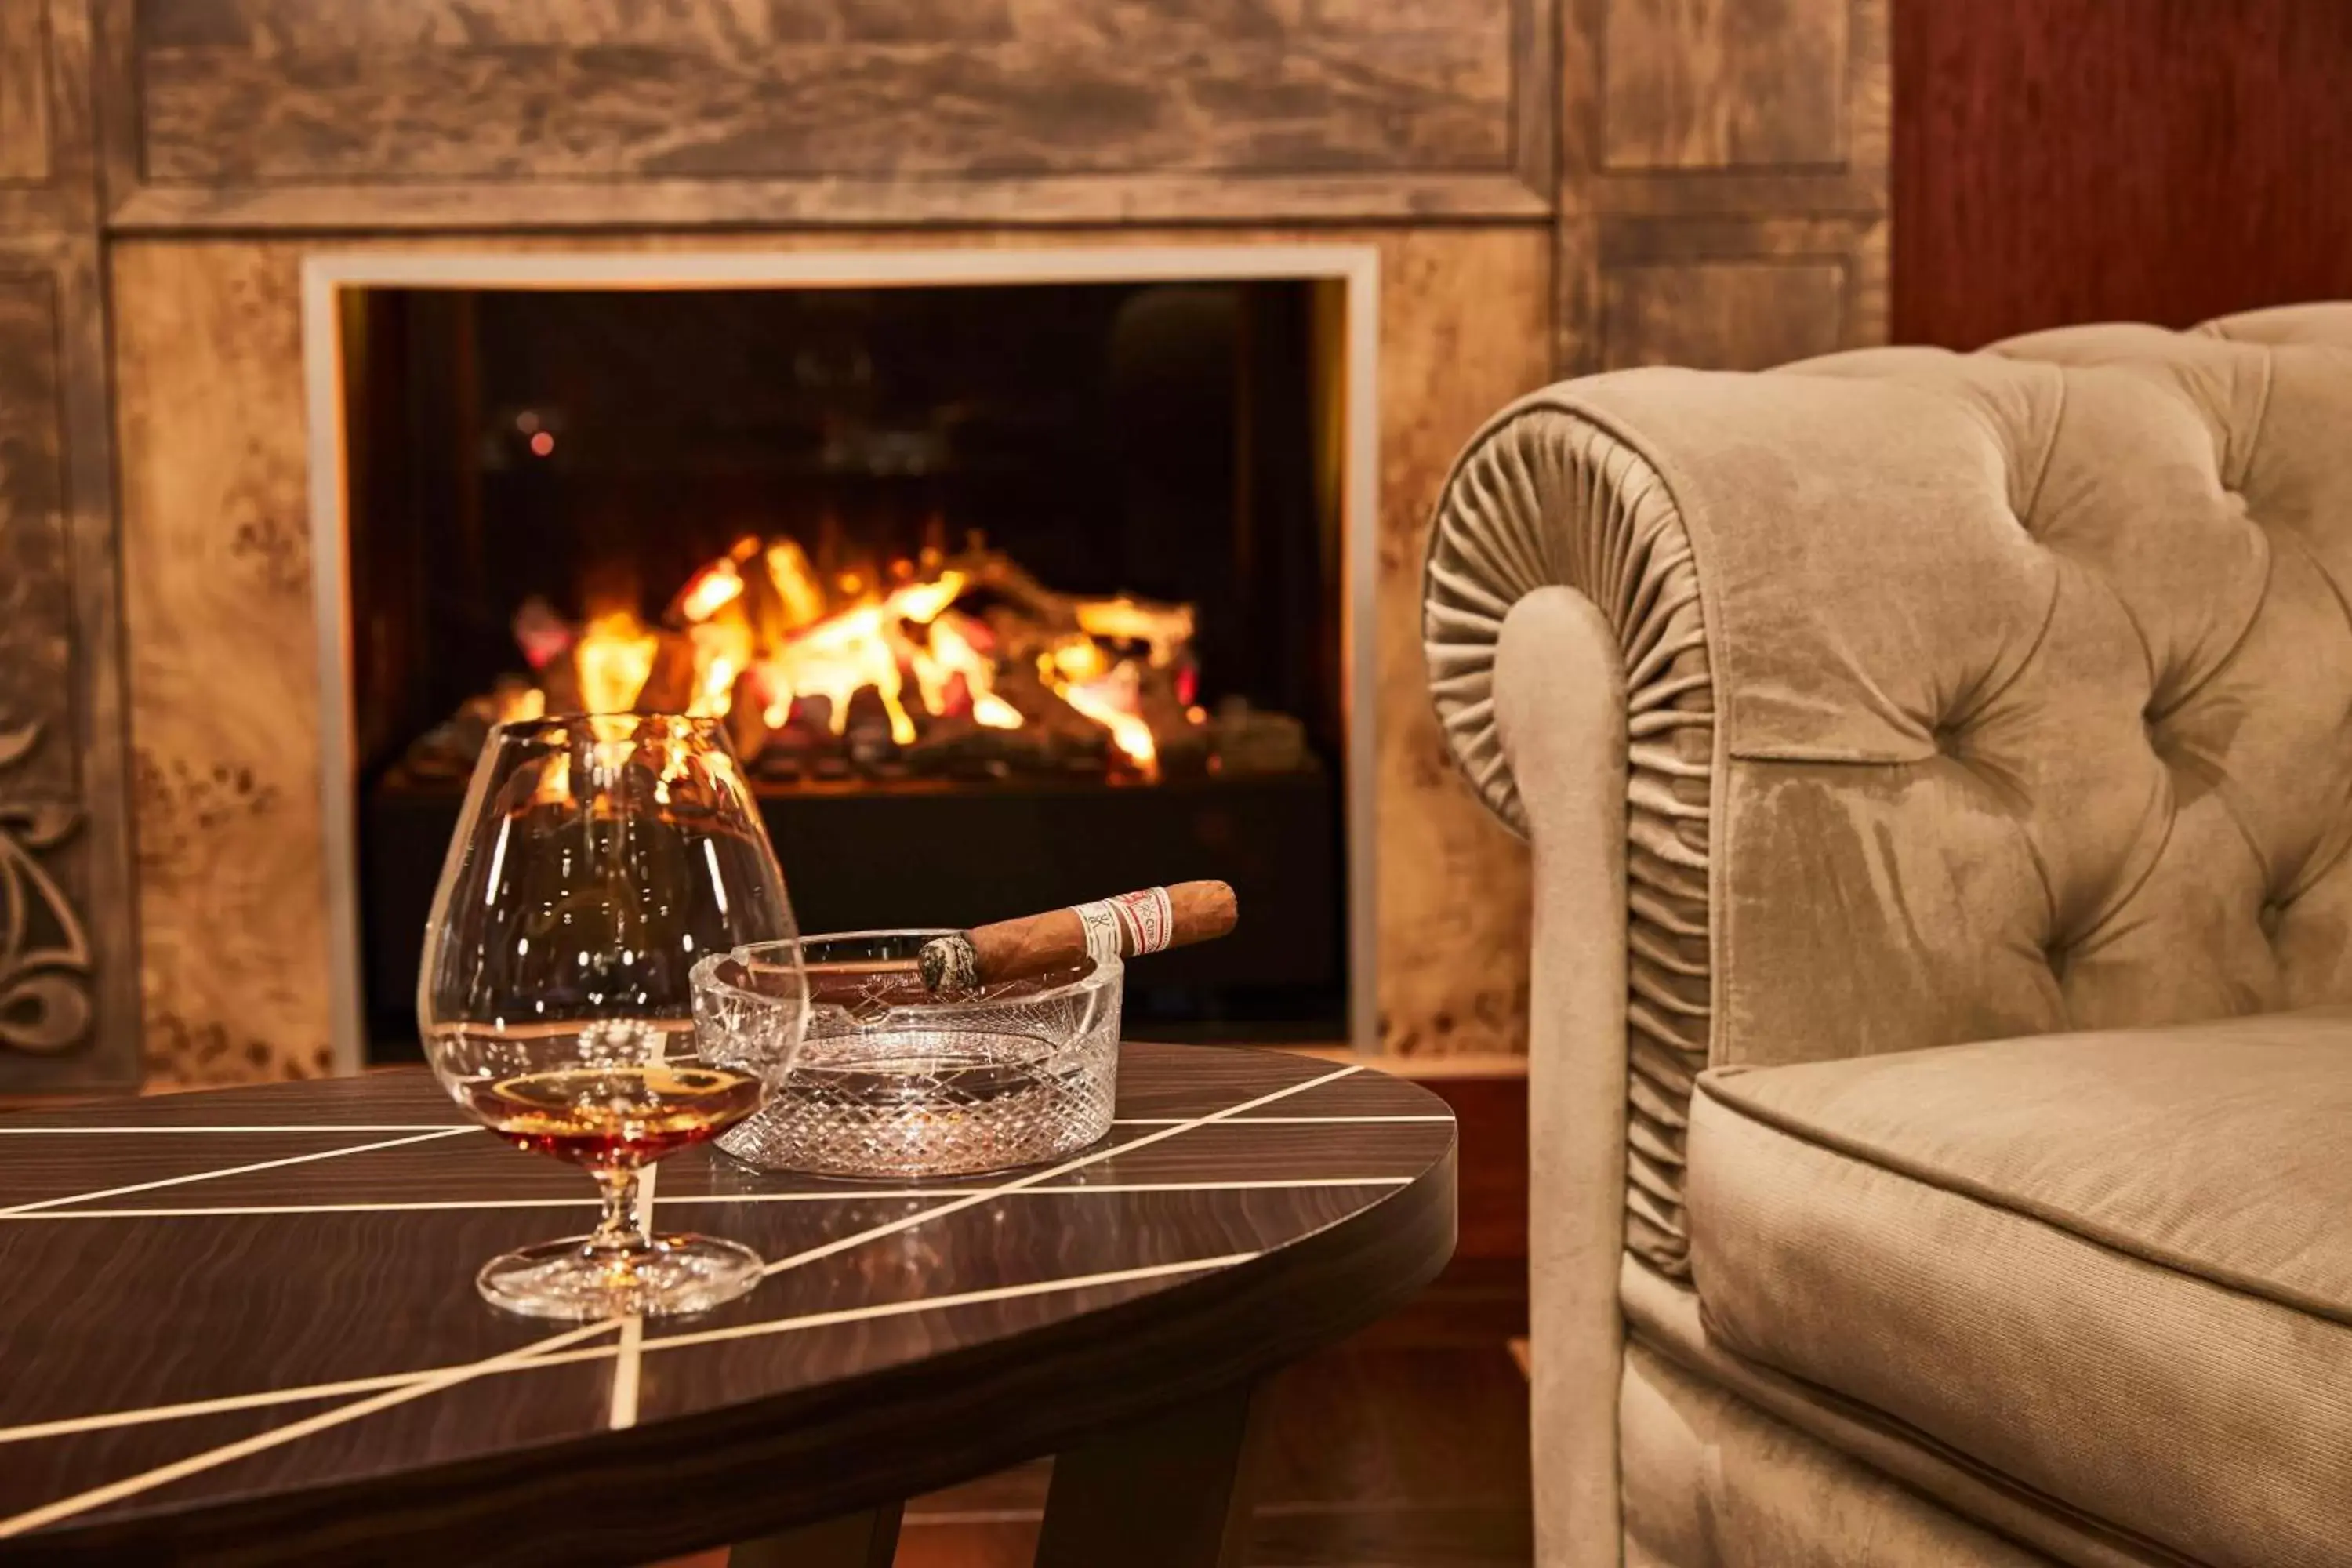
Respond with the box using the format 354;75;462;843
418;713;804;1320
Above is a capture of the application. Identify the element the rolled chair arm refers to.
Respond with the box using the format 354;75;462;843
1422;393;1718;1275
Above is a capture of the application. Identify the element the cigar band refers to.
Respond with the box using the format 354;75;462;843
1070;898;1125;969
1109;885;1175;956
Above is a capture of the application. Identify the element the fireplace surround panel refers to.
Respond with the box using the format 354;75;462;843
304;247;1382;1070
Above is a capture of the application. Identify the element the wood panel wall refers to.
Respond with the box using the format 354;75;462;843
1893;0;2352;348
10;0;1890;1086
1557;0;1888;372
0;0;139;1092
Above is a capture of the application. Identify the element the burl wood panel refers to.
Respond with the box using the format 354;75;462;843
110;241;332;1087
0;0;51;184
0;239;139;1093
1372;229;1549;1055
1601;0;1847;170
1557;0;1886;374
105;0;1548;227
1893;0;2352;348
109;227;1549;1081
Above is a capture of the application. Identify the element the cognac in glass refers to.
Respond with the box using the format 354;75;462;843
418;713;804;1319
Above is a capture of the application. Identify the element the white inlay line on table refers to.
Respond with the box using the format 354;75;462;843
0;1254;1257;1451
0;1317;623;1540
1111;1114;1454;1126
606;1164;655;1430
0;1064;1375;1534
0;1176;1414;1223
0;1127;475;1218
0;1125;472;1135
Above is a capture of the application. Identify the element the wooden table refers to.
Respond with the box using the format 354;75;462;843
0;1044;1456;1566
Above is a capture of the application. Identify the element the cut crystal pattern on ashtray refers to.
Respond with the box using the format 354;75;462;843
715;931;1120;1178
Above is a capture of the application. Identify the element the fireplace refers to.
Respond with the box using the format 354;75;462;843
305;249;1379;1068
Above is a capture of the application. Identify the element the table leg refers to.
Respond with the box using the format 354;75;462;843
727;1501;903;1568
1033;1378;1268;1568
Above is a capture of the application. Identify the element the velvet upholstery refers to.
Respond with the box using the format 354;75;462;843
1621;1343;2056;1568
1690;1011;2352;1568
1496;588;1634;1560
1423;305;2352;1566
1430;414;1711;1276
1623;1260;2183;1568
1428;304;2352;1272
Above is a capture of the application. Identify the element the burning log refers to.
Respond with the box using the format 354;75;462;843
1208;699;1309;775
401;529;1287;793
841;686;902;771
961;550;1192;666
1134;665;1208;777
723;664;770;762
633;629;700;715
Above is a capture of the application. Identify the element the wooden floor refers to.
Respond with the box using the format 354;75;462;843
905;1258;1531;1568
666;1258;1531;1567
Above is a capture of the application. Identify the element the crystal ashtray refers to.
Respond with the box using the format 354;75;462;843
717;929;1121;1178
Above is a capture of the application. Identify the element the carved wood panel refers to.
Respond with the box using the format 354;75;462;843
1559;0;1887;374
0;0;136;1094
100;0;1558;228
0;274;70;793
0;239;138;1093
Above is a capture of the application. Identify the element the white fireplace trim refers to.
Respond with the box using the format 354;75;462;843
301;245;1383;1072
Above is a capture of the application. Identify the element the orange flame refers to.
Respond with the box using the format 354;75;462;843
912;611;1008;724
527;535;1192;783
750;570;971;746
764;539;827;630
687;619;752;718
676;559;745;622
491;684;546;726
972;692;1025;730
575;612;659;714
1042;641;1158;779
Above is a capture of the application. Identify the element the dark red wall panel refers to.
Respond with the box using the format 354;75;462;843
1894;0;2352;349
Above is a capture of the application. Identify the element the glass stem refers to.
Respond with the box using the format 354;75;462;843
588;1165;650;1256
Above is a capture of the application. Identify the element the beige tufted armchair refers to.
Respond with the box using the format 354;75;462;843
1422;306;2352;1567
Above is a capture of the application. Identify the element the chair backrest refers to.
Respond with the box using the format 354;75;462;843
1425;304;2352;1272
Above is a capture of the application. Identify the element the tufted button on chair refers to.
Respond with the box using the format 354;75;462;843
1423;305;2352;1568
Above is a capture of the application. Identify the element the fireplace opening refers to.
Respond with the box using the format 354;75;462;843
334;273;1355;1061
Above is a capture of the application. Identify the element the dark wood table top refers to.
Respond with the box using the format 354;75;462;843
0;1043;1455;1566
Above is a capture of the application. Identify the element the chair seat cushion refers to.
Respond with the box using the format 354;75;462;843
1687;1007;2352;1568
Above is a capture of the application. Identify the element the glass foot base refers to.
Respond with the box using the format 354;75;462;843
476;1232;763;1320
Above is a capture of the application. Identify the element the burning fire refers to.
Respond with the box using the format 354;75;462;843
1040;634;1158;775
575;612;659;717
552;534;1192;781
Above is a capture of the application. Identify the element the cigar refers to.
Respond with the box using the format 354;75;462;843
916;881;1237;995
